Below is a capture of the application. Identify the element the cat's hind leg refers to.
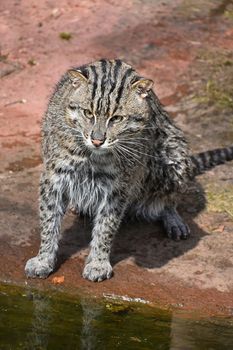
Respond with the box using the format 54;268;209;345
160;207;190;241
131;200;190;241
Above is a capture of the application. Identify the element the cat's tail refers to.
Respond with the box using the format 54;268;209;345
191;145;233;176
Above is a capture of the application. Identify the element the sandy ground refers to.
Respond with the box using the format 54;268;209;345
0;0;233;315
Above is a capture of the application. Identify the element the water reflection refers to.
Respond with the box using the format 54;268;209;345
169;313;233;350
80;299;103;350
25;294;51;349
0;286;233;350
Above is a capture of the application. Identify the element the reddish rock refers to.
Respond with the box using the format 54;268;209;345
0;0;233;316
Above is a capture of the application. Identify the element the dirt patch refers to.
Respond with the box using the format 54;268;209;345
5;155;42;172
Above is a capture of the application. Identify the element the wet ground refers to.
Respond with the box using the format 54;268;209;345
1;284;233;350
0;0;233;316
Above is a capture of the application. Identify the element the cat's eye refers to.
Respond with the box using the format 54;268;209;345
68;102;77;110
110;115;124;124
84;109;93;119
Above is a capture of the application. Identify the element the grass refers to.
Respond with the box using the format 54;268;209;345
224;10;233;20
206;183;233;219
205;79;233;109
195;49;233;110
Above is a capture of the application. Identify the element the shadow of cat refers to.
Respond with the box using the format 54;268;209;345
56;179;208;271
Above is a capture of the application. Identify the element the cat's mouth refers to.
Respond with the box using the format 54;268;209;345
83;134;117;153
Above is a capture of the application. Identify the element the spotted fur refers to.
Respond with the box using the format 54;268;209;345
25;59;233;282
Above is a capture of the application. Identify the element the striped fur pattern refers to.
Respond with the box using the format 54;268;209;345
191;146;233;176
25;59;232;282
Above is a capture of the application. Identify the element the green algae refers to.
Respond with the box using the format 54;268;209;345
105;301;132;314
1;284;233;350
224;10;233;20
206;182;233;218
205;79;233;109
28;58;37;66
59;32;72;40
176;0;214;19
177;0;233;20
195;49;233;110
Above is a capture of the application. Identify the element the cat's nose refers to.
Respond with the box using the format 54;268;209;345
91;130;106;147
91;139;105;147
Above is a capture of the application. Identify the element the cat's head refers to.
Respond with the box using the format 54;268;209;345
65;59;154;153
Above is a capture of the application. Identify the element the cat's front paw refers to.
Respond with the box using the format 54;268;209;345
25;255;55;279
82;260;113;282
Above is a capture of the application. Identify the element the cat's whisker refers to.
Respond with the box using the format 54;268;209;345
111;150;120;164
118;142;160;160
116;144;147;168
119;140;144;148
114;146;135;166
118;144;161;163
130;148;160;160
111;146;122;163
118;137;145;142
119;135;146;140
113;147;129;165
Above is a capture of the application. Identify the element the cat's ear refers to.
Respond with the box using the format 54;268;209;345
131;78;154;98
68;69;88;88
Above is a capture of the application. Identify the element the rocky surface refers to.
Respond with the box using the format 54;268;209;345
0;0;233;315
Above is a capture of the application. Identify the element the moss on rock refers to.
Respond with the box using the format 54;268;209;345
206;182;233;218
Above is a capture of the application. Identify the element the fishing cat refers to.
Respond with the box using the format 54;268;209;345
25;59;233;282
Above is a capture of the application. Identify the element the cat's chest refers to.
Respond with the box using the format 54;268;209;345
67;159;118;214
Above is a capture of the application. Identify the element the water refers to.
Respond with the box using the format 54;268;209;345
0;284;233;350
